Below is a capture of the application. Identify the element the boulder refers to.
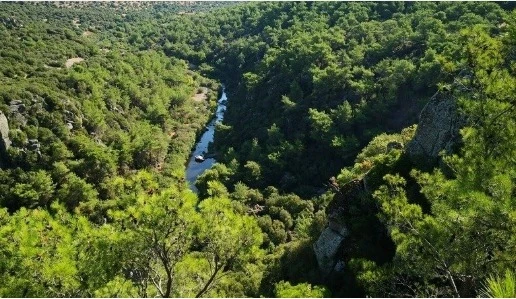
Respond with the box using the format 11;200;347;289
9;100;25;113
406;91;465;169
313;227;347;276
313;178;366;275
27;139;41;151
0;110;11;153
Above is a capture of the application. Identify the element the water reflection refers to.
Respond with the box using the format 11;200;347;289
185;89;227;192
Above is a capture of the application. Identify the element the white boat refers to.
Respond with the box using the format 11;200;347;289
194;155;205;162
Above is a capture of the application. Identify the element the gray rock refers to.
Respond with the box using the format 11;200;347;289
406;91;465;169
8;100;28;125
9;101;25;113
12;113;27;126
313;227;346;276
29;143;40;150
328;219;349;237
313;203;352;276
313;178;367;274
27;139;40;151
17;104;26;113
334;260;346;273
0;110;11;153
312;90;467;278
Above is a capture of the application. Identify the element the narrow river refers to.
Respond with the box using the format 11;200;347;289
186;88;227;192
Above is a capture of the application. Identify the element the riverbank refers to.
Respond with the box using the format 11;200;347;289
185;87;228;192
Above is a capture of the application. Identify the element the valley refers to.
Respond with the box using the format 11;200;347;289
0;2;515;298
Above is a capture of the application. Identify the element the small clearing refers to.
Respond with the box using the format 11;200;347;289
65;57;84;68
82;31;93;37
192;87;208;102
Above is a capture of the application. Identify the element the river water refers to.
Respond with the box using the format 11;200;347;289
186;89;227;192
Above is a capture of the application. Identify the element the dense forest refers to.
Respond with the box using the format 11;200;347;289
0;1;515;298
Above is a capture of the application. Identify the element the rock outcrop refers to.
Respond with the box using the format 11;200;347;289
313;91;466;275
313;179;366;275
0;110;11;154
313;226;348;276
406;91;465;169
8;100;27;126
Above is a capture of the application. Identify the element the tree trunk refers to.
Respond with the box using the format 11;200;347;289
195;263;221;298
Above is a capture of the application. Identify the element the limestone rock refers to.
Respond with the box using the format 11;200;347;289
313;90;467;277
0;111;11;170
313;178;366;275
334;260;346;273
8;100;28;126
28;139;41;150
0;110;11;153
313;227;346;276
406;91;465;169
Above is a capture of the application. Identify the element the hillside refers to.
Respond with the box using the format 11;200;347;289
0;2;515;298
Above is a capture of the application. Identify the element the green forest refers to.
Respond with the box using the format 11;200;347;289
0;1;515;298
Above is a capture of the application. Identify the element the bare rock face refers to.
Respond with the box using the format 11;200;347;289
313;227;347;276
406;91;465;169
0;110;11;154
313;179;366;275
313;93;466;275
313;92;467;275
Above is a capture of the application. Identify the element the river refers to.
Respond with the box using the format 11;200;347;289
186;88;227;192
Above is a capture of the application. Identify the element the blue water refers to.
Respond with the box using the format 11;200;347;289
186;89;227;192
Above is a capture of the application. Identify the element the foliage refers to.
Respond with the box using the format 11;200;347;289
1;2;515;298
202;2;509;194
481;269;516;298
274;281;330;298
364;24;516;297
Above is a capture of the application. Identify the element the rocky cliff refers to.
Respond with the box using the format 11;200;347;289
313;90;465;274
313;179;366;276
0;110;11;155
405;90;465;170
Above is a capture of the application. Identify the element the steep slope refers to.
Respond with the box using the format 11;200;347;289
312;25;516;296
198;2;509;195
313;87;464;279
0;2;222;214
0;2;515;298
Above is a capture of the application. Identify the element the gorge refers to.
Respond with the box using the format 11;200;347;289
0;2;515;298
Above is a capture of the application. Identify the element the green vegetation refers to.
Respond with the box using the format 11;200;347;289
1;1;515;298
274;281;330;298
481;270;516;298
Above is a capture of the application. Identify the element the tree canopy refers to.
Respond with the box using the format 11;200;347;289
0;1;515;298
